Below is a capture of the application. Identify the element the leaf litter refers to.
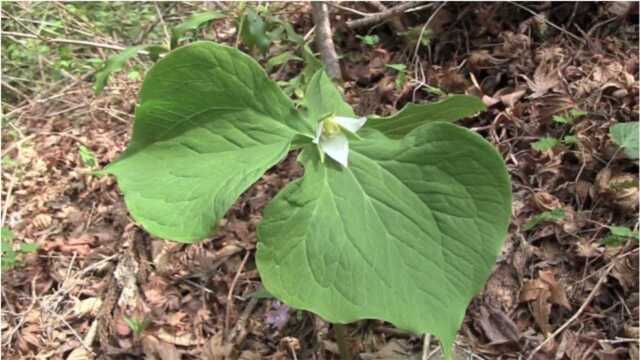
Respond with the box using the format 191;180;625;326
1;2;638;359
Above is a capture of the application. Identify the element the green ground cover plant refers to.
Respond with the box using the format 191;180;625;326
106;41;512;358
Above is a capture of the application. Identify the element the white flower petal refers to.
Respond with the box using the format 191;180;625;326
321;133;349;167
334;116;367;134
313;120;324;144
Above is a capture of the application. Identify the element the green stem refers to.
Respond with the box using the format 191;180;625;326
334;323;353;360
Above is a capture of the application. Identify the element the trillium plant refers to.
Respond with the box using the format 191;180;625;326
107;41;511;359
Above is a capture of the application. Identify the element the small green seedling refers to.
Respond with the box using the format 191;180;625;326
532;137;560;152
106;42;511;359
603;226;639;246
123;315;150;336
386;63;408;91
356;34;380;46
523;208;565;231
78;144;98;168
1;227;38;272
552;108;587;124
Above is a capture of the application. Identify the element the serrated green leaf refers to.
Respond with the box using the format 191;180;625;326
610;122;639;159
171;11;224;49
523;208;565;231
365;95;486;138
531;137;559;152
106;42;313;242
93;45;169;95
257;123;511;358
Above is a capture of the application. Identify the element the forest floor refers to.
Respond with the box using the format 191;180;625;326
1;2;638;360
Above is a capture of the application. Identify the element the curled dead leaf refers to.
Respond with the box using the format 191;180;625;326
533;192;562;211
33;213;52;230
520;270;571;336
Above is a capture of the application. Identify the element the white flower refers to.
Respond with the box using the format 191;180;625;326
313;115;367;168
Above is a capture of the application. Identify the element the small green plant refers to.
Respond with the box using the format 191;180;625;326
523;208;565;231
603;226;639;246
386;63;407;91
106;42;511;359
552;108;587;124
78;144;98;168
1;227;38;271
610;122;639;159
356;34;380;46
532;136;560;152
123;315;150;336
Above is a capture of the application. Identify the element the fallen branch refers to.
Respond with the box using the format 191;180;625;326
311;2;342;80
347;2;420;29
1;31;130;51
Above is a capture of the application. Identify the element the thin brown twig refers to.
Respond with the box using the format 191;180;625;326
346;1;420;29
224;250;251;340
1;31;133;52
508;2;585;44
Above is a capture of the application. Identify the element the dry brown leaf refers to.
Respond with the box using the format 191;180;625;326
539;270;571;310
66;348;93;360
533;192;562;211
360;338;412;360
73;297;102;317
32;213;52;230
526;62;560;98
142;335;182;360
202;332;233;360
156;328;204;347
520;270;571;336
478;306;520;346
611;257;638;291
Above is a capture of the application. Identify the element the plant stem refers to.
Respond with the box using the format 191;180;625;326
334;323;353;360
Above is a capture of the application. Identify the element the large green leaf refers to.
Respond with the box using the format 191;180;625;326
256;123;511;357
610;122;639;159
365;95;486;138
107;42;313;242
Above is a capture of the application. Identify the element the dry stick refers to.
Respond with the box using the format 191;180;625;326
527;261;616;359
421;333;432;360
1;31;128;51
346;1;420;29
224;250;251;340
508;2;585;44
334;323;353;360
311;2;342;81
153;2;171;46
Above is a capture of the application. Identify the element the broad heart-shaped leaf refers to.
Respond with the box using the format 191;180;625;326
106;42;313;242
256;123;511;358
610;122;639;159
365;95;486;138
